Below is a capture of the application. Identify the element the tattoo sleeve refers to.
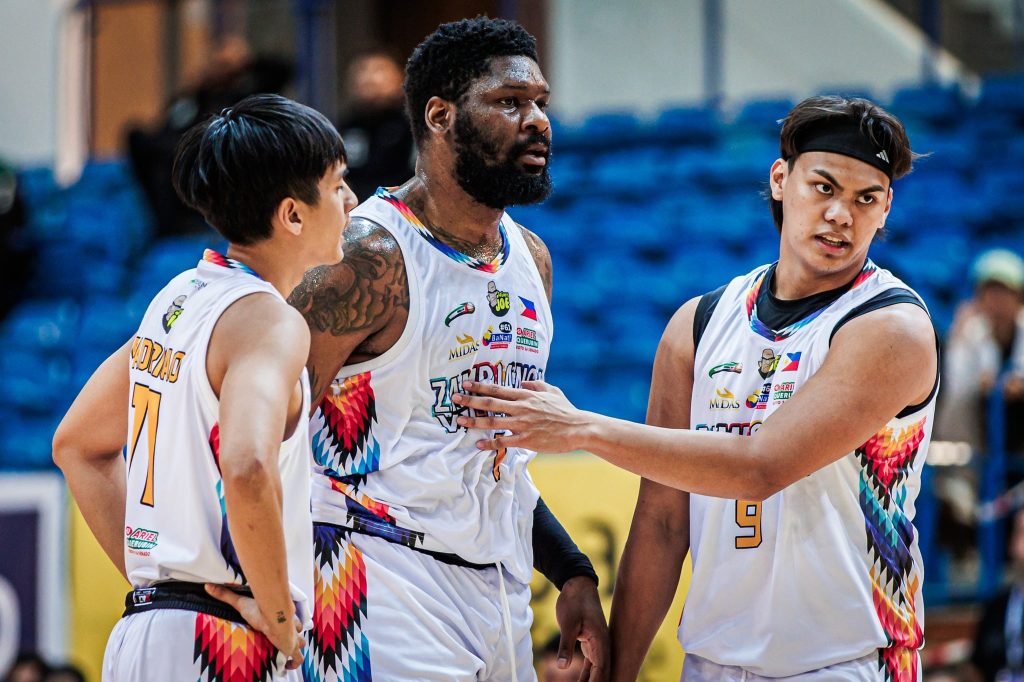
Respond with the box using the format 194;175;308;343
287;218;408;336
287;217;408;400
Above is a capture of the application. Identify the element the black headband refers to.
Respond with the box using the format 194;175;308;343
790;119;893;180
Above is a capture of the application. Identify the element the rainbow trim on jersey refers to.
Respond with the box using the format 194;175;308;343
857;416;927;681
202;249;261;279
194;612;277;682
305;525;372;682
374;188;510;273
745;260;878;341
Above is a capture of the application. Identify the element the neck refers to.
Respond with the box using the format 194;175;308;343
401;157;505;242
224;242;307;299
772;255;867;300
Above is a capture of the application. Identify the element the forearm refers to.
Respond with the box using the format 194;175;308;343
222;464;295;623
579;414;770;500
58;452;128;579
533;497;598;589
609;515;688;681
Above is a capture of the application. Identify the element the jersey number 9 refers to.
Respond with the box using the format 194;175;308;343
734;500;762;549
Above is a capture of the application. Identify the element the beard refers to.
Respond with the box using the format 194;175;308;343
453;112;552;209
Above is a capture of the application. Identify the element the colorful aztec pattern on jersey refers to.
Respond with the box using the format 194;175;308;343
328;476;426;549
374;188;509;273
202;249;261;278
856;417;927;682
193;613;277;682
745;261;878;341
209;423;244;580
305;525;372;682
312;373;381;477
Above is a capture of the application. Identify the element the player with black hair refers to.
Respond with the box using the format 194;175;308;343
288;16;607;682
54;94;356;680
456;95;938;680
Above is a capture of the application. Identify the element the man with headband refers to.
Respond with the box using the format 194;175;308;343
453;96;939;680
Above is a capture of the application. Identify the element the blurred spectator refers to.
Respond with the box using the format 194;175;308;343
127;35;293;237
3;652;49;682
537;633;585;682
970;508;1024;681
336;47;415;202
0;159;32;321
937;249;1024;456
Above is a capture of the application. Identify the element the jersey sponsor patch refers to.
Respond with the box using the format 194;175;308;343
708;361;742;378
482;322;514;349
515;326;539;353
444;301;475;327
709;388;741;410
486;280;511;316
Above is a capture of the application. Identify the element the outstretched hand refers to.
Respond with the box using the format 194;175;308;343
452;380;587;454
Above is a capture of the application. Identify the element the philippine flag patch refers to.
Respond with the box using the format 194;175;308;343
519;296;538;321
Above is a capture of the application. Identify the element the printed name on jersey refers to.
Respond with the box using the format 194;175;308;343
518;296;538;321
125;526;159;555
516;326;539;352
486;280;511;316
429;360;544;433
444;301;476;327
448;333;480;360
131;335;186;383
482;321;514;349
709;388;742;410
708;361;743;378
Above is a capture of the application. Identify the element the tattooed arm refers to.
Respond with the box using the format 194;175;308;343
518;224;553;303
288;216;409;406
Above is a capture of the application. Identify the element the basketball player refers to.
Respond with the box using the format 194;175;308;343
286;17;607;682
52;94;357;680
455;96;939;680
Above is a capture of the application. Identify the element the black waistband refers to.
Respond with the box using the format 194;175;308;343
320;521;493;571
123;581;247;624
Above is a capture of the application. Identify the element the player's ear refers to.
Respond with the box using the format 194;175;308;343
769;158;788;201
425;96;453;137
879;187;893;229
273;197;303;237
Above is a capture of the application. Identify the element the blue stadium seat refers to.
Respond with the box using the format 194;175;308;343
0;413;63;469
890;83;964;129
977;73;1024;117
0;348;72;413
0;299;80;352
655;104;720;146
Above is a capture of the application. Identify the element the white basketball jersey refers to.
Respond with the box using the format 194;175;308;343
309;189;551;583
124;250;314;626
680;260;934;678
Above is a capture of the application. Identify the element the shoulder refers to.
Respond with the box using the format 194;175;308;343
517;223;551;261
832;300;934;352
515;222;553;299
658;296;702;361
215;292;310;361
288;216;407;316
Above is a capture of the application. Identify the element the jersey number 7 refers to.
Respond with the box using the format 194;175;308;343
128;383;163;507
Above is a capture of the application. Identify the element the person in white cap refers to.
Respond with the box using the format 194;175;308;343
938;248;1024;452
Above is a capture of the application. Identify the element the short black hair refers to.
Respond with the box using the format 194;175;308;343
404;16;538;146
768;95;917;231
172;93;346;245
